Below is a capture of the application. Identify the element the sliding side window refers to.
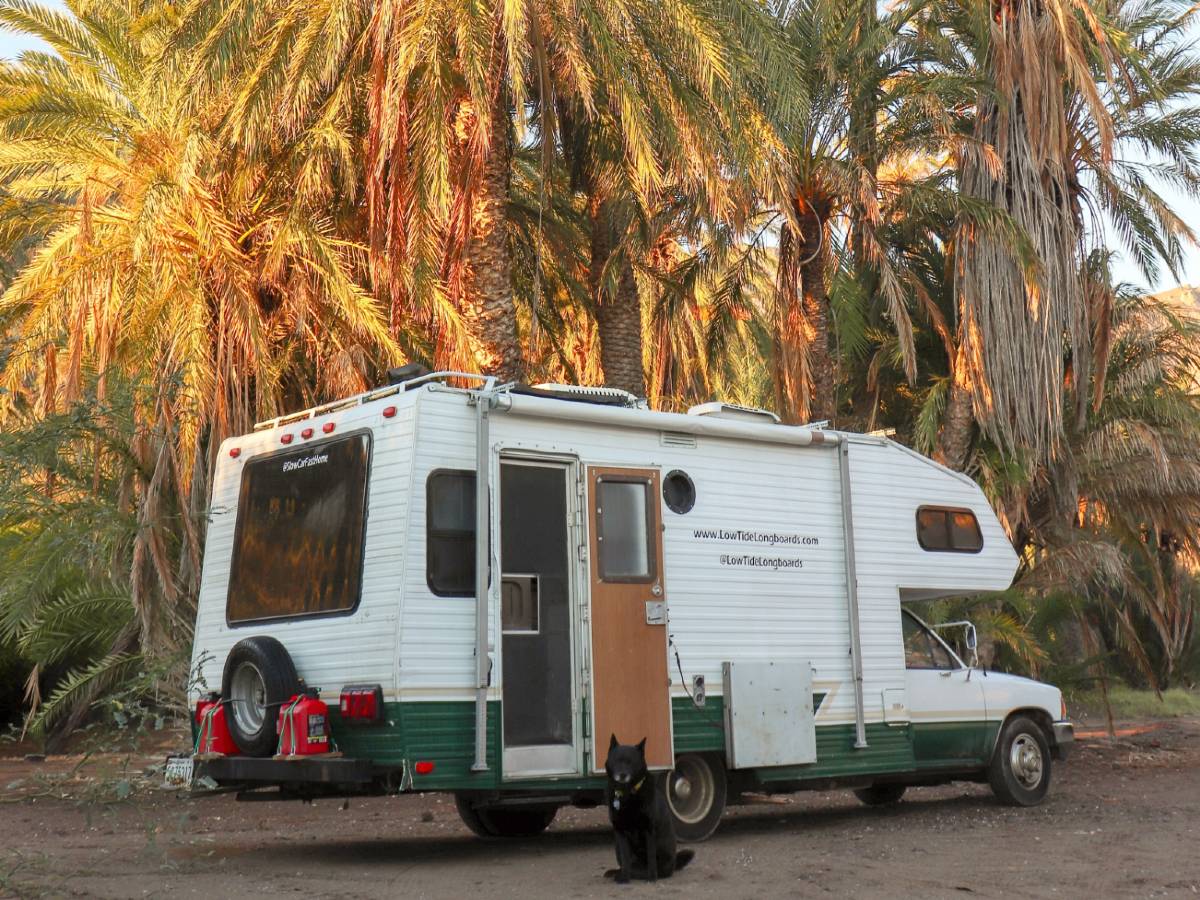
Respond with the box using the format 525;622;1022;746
915;506;983;553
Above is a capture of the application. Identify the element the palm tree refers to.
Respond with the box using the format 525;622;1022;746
750;0;927;425
0;0;400;655
177;0;793;386
930;0;1200;469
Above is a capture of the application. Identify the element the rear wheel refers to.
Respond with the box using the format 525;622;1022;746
989;715;1051;806
854;784;906;806
666;754;727;842
454;796;557;838
221;637;300;757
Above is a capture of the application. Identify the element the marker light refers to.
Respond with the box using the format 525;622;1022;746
322;422;336;434
382;406;397;418
414;761;435;775
301;427;314;439
229;448;241;458
280;434;293;444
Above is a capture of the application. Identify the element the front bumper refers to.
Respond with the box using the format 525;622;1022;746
1051;721;1075;759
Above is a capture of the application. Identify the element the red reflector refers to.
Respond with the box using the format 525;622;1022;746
382;406;397;418
414;761;435;775
322;422;335;434
229;447;241;458
280;433;293;444
301;427;314;439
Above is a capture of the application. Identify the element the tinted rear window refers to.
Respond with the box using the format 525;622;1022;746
227;432;371;624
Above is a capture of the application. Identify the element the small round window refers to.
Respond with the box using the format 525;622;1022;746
663;470;696;515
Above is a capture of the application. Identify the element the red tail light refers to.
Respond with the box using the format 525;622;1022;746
414;761;435;775
338;684;383;724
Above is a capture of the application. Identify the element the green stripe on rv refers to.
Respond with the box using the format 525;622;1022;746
328;698;998;791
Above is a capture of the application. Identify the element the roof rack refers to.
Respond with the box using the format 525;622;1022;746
253;371;497;431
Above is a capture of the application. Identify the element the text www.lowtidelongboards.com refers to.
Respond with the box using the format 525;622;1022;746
692;528;819;546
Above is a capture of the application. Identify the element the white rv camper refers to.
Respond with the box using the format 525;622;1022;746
181;371;1074;839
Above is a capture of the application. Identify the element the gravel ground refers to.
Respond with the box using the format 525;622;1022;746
0;718;1197;899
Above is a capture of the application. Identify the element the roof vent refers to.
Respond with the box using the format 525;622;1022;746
660;431;698;449
686;401;781;425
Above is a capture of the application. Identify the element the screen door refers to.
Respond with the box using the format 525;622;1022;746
500;461;574;775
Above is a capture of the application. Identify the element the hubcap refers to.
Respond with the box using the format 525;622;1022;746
1009;733;1044;789
667;756;714;825
230;661;267;735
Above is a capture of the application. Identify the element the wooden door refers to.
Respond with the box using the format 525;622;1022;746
587;466;673;771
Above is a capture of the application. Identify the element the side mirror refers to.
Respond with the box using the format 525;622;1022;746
965;624;978;651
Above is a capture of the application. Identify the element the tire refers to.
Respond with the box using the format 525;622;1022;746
454;795;557;838
221;636;301;757
854;784;906;806
989;715;1052;807
666;754;727;842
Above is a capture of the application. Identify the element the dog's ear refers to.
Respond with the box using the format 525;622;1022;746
637;737;647;753
609;733;619;750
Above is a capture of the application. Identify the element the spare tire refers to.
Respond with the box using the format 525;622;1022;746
221;636;300;757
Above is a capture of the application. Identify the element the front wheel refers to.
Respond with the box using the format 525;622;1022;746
989;716;1052;806
666;754;727;842
454;796;557;839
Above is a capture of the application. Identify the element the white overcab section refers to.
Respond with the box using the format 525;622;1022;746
842;437;1020;723
722;661;816;768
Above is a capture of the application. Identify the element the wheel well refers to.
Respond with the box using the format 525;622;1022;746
993;708;1056;758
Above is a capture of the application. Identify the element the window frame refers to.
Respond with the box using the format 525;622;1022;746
426;468;478;597
595;474;658;584
225;428;374;628
915;505;984;554
662;469;697;515
901;609;964;671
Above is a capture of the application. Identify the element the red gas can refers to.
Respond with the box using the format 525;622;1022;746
276;688;331;756
194;693;238;755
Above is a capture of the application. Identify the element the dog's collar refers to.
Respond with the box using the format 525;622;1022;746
613;777;646;799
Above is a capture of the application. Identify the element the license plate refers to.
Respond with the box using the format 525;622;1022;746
164;755;194;789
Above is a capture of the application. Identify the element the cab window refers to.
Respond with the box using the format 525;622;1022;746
902;611;956;670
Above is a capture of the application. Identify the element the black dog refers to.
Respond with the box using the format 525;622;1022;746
604;735;694;883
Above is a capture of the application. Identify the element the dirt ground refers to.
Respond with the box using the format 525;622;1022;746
0;719;1198;900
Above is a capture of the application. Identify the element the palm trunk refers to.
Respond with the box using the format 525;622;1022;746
937;341;976;470
589;194;645;397
774;207;835;426
458;90;523;383
800;217;835;425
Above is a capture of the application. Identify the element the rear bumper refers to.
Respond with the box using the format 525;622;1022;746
196;755;376;787
1052;721;1075;759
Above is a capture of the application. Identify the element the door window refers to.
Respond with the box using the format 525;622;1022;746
596;478;655;582
902;611;956;670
